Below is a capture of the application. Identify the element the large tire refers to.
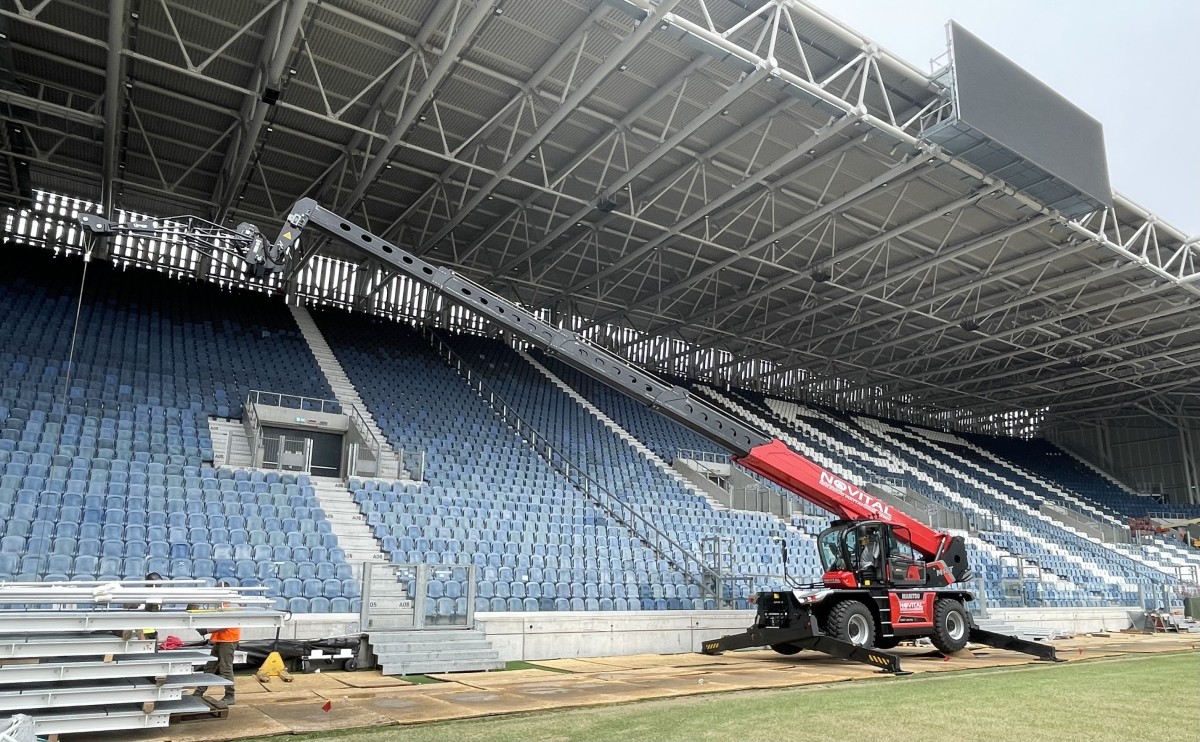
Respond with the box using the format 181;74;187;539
874;636;900;649
826;600;875;647
770;643;802;655
931;598;970;654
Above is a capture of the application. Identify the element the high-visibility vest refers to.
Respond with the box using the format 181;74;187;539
209;627;241;643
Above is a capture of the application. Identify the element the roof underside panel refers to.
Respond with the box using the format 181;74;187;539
3;0;1195;428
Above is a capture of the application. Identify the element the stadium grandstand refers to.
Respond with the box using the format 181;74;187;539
0;0;1196;738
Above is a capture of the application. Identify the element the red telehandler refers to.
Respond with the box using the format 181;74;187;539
80;199;1059;673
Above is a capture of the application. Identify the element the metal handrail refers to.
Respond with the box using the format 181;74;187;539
347;403;391;478
426;329;729;606
244;398;262;467
677;448;731;466
246;389;341;414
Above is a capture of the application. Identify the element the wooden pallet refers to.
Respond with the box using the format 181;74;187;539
169;695;229;723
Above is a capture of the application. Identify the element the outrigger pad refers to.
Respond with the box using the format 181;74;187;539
701;629;908;674
969;627;1063;662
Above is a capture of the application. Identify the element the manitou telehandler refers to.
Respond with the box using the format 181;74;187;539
80;199;1060;674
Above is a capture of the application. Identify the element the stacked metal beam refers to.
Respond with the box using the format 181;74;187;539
0;580;284;736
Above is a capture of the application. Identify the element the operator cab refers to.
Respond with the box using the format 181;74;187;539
817;520;927;589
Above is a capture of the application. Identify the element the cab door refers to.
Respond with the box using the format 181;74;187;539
885;526;926;588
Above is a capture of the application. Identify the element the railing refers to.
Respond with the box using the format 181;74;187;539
260;434;312;473
347;403;392;479
360;562;476;630
677;449;731;466
246;389;342;414
675;446;831;519
244;398;263;468
726;484;793;518
425;328;734;608
399;449;426;482
1041;500;1128;544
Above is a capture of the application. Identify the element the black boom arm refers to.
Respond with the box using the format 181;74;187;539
273;198;770;457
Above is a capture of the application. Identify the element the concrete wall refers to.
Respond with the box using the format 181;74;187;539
240;613;361;642
987;606;1138;634
475;610;753;662
248;606;1138;657
254;404;349;433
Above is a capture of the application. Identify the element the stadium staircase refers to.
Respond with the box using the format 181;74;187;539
309;476;387;571
288;305;405;480
518;348;726;513
367;626;504;676
207;418;253;469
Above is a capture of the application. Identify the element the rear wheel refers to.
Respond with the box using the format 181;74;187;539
770;643;802;655
931;598;970;654
826;600;875;648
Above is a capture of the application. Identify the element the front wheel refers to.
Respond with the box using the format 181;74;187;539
931;598;970;654
770;643;802;655
826;600;875;648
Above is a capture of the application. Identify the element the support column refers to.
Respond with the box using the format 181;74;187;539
98;0;129;262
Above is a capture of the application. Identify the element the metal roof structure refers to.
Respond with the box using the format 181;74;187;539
1;0;1197;431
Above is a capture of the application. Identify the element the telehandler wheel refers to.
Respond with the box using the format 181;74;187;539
931;598;970;654
874;636;900;649
770;643;802;655
827;600;875;647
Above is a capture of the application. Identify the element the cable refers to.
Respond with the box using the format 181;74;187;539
38;241;93;582
59;248;92;408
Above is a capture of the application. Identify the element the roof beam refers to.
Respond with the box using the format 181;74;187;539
313;0;450;204
832;263;1150;383
492;64;771;276
377;1;610;244
647;186;992;360
897;300;1192;390
593;151;932;327
338;0;499;214
451;51;710;265
215;0;310;223
939;317;1200;397
414;0;684;254
520;95;806;280
791;217;1054;359
543;114;859;306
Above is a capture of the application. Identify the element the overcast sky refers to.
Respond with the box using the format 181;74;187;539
817;0;1199;236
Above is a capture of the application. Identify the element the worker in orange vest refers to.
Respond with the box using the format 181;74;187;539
194;623;241;707
193;584;242;708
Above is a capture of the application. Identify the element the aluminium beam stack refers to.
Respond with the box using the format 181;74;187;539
0;580;284;737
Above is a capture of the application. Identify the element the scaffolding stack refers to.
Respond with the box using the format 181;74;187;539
0;580;283;737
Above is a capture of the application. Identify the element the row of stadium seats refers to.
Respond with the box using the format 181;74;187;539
0;247;357;610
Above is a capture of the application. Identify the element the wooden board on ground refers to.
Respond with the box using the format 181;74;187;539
526;658;622;672
434;688;568;717
166;705;289;742
257;672;350;692
429;668;570;688
257;698;396;733
356;692;488;725
334;671;415;689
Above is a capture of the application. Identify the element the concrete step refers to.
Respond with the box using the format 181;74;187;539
340;548;388;563
324;510;369;524
379;658;504;676
372;639;496;655
366;586;412;600
368;628;503;674
370;630;486;644
365;616;417;631
329;534;379;548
